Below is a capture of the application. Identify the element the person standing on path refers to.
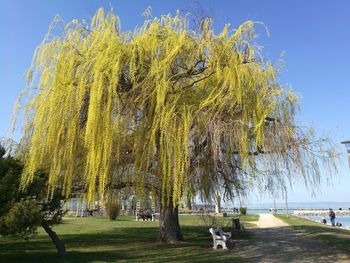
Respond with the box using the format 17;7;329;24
329;208;336;226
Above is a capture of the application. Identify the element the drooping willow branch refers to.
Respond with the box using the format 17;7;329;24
15;8;338;206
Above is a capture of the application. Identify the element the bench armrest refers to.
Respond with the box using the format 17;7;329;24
223;232;232;238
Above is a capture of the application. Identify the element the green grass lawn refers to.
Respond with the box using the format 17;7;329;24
275;214;350;253
0;214;255;263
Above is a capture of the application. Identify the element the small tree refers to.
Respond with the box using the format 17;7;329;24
0;145;67;257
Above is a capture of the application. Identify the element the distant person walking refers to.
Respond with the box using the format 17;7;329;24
329;208;336;226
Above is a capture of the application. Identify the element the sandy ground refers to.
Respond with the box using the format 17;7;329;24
233;214;350;262
252;214;289;228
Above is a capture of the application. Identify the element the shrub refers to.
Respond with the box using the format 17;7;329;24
197;213;231;228
105;200;120;220
0;197;43;239
239;207;247;215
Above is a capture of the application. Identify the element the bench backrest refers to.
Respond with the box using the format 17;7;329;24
209;227;223;240
217;227;225;237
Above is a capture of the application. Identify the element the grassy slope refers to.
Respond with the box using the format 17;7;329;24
0;214;257;263
275;214;350;253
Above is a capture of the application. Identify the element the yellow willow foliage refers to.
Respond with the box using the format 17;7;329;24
18;8;299;204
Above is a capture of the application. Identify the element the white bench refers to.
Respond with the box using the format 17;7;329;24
209;227;232;250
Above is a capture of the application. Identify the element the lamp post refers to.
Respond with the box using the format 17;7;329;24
284;186;289;217
341;141;350;153
341;141;350;168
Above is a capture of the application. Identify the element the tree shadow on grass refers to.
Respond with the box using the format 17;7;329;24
291;224;350;253
234;225;350;263
0;225;246;263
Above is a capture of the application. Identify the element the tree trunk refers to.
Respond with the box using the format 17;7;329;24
159;202;183;243
41;222;67;257
215;191;221;214
186;196;192;211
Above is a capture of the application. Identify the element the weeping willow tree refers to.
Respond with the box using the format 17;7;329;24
15;8;338;242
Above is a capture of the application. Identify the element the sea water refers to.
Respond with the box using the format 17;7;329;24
225;208;294;215
245;202;350;210
225;202;350;217
247;209;271;214
226;209;273;215
246;209;295;214
309;215;350;227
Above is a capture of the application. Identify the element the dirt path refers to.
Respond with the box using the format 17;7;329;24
234;214;350;262
252;214;288;228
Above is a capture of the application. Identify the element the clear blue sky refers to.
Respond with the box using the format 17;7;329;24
1;0;349;204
